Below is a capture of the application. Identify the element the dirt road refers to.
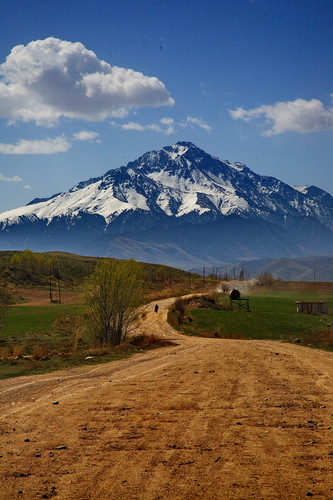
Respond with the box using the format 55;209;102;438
1;298;333;499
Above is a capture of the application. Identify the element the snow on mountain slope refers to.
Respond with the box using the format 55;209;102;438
1;141;333;234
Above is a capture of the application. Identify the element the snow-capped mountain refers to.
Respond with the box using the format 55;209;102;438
1;142;333;266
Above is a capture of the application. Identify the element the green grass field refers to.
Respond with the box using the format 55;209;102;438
176;291;333;349
2;287;333;379
0;303;173;379
3;304;82;340
0;303;87;378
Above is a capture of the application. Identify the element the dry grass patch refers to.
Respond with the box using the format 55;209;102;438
130;333;175;348
32;344;49;360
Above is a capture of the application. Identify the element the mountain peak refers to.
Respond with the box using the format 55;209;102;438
1;141;333;266
175;141;196;148
162;141;196;157
1;141;333;246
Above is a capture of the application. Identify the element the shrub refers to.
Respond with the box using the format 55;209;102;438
0;347;11;360
167;311;178;326
174;298;186;315
86;347;110;356
302;328;333;348
130;333;167;348
13;345;24;359
84;259;144;346
32;345;49;360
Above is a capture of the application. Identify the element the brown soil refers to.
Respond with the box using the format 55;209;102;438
13;288;82;306
1;297;333;499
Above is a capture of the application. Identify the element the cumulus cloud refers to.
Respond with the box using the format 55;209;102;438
72;130;100;142
0;37;174;126
111;115;211;135
229;97;333;135
0;136;71;154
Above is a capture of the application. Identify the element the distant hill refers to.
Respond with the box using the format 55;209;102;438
237;254;333;282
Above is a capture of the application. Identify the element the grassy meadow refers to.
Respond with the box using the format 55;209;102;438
1;250;333;379
170;289;333;350
0;301;175;379
0;250;198;379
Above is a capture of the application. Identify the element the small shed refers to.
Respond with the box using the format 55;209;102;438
295;301;329;315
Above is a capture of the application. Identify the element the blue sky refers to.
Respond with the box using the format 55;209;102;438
0;0;332;212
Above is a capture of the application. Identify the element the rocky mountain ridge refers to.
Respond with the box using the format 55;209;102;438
1;142;333;267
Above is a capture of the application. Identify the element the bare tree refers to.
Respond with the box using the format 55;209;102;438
84;259;144;346
257;272;274;286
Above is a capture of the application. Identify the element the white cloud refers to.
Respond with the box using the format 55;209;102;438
159;117;175;134
118;121;145;131
199;82;213;98
72;130;100;142
0;130;101;155
0;173;31;190
0;173;23;182
0;37;174;126
111;118;173;134
180;116;212;132
0;136;71;154
111;115;211;135
159;117;174;125
229;97;333;135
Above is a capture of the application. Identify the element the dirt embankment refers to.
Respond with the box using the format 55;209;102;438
13;288;82;306
1;298;333;499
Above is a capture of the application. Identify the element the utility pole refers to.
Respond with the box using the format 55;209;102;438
49;264;53;303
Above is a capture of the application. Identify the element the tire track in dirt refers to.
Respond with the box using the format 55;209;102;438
1;296;333;499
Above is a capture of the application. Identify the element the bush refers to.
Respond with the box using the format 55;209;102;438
302;328;333;348
173;298;187;324
32;345;49;360
0;347;11;360
130;334;171;348
13;345;24;359
84;259;144;346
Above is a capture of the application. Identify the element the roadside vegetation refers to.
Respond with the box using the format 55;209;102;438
84;258;144;346
168;288;333;351
2;250;333;379
0;250;209;379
